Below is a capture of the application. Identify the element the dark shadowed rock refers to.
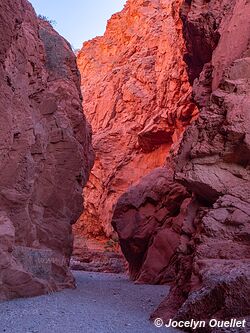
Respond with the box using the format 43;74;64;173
152;0;250;329
112;167;199;284
0;0;94;300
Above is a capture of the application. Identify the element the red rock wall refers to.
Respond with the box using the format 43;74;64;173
112;0;250;328
76;0;197;243
112;166;197;284
152;0;250;327
150;1;250;326
0;0;93;300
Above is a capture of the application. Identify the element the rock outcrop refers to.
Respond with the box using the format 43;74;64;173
75;0;197;247
111;0;250;329
151;0;250;329
112;167;198;284
0;0;93;300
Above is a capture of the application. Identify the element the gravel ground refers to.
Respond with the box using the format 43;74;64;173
0;271;181;333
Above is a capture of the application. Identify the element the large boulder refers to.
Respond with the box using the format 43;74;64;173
112;167;197;284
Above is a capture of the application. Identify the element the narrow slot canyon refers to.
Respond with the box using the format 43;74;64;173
0;0;249;333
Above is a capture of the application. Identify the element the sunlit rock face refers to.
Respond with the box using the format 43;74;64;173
0;0;93;300
76;0;197;244
152;0;250;326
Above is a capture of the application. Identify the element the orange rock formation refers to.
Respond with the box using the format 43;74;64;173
75;0;197;244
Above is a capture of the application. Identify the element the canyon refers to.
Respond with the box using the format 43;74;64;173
0;0;249;332
75;0;197;271
77;0;250;329
112;0;250;329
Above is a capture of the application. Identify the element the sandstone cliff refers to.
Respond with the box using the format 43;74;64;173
112;0;250;329
76;0;197;246
0;0;93;300
152;0;250;326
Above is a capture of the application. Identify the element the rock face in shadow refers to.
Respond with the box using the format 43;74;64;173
110;0;250;329
0;0;93;300
112;167;198;284
75;0;197;244
151;0;250;328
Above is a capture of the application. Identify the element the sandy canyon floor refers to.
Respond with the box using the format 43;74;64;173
0;271;180;333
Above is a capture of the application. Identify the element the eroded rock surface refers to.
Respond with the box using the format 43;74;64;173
75;0;197;246
0;0;93;300
110;0;250;329
112;167;198;284
152;0;250;329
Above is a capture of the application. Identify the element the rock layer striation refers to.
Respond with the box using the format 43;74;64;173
0;0;93;300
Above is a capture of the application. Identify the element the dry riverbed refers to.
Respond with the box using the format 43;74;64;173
0;271;181;333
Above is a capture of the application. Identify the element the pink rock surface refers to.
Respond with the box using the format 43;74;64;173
0;0;93;300
75;0;198;246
